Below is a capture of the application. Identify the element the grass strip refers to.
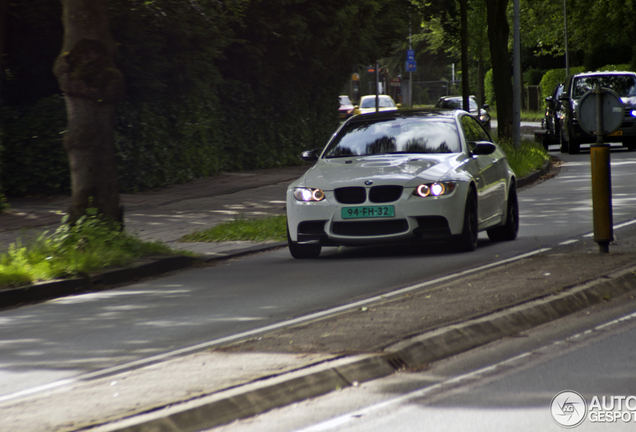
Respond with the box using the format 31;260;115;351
180;215;287;243
0;214;177;289
497;138;550;178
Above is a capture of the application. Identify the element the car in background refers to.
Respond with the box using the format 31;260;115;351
353;95;400;115
339;95;354;119
286;110;518;258
538;82;564;150
559;71;636;153
435;95;491;131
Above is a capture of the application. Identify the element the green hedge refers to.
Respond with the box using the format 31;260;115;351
0;95;69;196
0;0;407;198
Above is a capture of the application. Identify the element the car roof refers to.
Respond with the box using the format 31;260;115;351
572;71;636;78
438;95;476;100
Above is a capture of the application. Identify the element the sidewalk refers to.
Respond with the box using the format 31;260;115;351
0;165;309;256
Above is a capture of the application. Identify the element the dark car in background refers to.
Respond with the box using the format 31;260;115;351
559;71;636;153
539;82;564;150
435;96;491;132
339;95;354;120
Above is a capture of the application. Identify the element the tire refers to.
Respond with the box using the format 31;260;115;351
560;133;568;154
455;192;478;252
287;226;321;259
487;185;519;242
567;138;580;154
624;139;636;151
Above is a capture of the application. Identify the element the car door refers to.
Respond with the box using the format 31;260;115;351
460;115;505;226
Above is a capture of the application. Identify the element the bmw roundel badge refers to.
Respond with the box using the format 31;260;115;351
364;180;373;185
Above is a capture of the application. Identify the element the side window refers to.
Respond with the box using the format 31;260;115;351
461;115;490;151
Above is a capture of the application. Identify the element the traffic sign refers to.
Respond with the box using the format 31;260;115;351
577;87;623;136
405;60;417;73
407;50;415;61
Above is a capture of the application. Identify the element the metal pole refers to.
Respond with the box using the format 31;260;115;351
590;86;613;253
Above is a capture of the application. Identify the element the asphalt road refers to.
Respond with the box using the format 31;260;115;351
213;276;636;432
1;147;635;403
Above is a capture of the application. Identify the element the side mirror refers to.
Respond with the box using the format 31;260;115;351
559;93;569;101
545;96;553;103
482;104;490;110
301;149;321;162
396;103;402;108
470;141;496;155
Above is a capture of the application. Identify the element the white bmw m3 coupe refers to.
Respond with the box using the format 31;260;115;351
286;109;518;258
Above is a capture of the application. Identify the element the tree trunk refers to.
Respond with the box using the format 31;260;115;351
53;0;124;225
477;54;485;110
485;0;513;139
0;0;7;102
460;0;470;113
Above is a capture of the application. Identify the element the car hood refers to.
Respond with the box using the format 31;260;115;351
299;154;466;190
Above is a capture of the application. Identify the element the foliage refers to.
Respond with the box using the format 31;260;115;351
485;69;495;107
0;211;175;289
2;0;63;105
180;215;287;243
0;140;3;213
496;137;549;178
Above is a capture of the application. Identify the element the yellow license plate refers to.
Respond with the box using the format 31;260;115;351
609;130;623;136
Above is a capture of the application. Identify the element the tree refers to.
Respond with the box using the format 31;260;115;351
0;0;7;101
486;0;513;139
459;0;469;112
53;0;124;224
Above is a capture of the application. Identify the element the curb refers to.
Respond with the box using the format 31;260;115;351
0;243;286;310
88;264;636;432
517;157;552;189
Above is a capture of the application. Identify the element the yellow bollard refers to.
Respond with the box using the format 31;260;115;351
590;143;613;253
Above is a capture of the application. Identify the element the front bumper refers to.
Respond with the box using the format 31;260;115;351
570;113;636;143
286;183;469;246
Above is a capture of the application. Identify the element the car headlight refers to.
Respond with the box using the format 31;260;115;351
294;187;325;202
630;110;636;117
414;182;456;198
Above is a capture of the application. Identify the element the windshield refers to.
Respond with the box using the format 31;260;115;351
572;74;636;98
339;96;352;105
438;98;478;112
324;117;460;158
360;97;395;109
